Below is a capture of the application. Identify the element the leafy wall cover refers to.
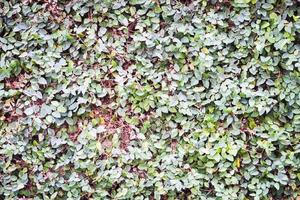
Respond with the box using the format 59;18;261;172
0;0;300;199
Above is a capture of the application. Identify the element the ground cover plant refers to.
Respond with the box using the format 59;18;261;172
0;0;300;199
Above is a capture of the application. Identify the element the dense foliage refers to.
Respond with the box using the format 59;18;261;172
0;0;300;199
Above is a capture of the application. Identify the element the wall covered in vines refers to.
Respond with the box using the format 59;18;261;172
0;0;300;199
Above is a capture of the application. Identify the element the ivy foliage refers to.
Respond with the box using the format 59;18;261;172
0;0;300;199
